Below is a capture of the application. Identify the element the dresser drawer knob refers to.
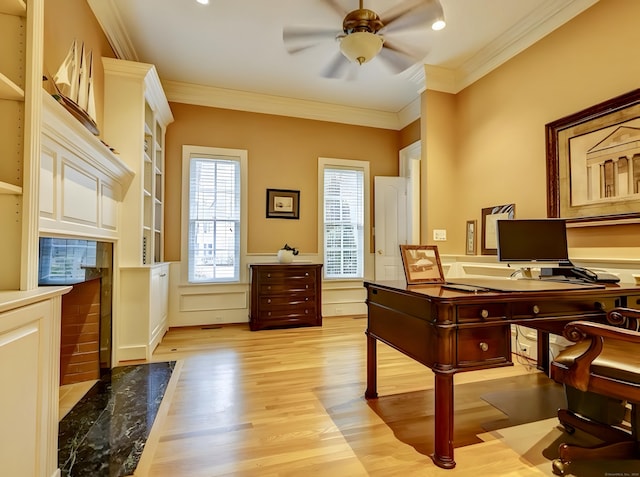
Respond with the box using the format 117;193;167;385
305;309;309;314
267;273;271;278
305;272;309;276
532;305;540;314
267;299;271;304
305;297;309;301
479;342;489;352
480;309;489;319
267;312;271;316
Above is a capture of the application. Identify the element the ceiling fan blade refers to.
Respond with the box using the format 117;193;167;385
377;42;426;74
319;0;347;18
283;26;340;54
320;52;352;79
381;0;442;34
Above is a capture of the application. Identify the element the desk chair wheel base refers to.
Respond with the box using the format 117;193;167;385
551;457;567;476
552;441;638;476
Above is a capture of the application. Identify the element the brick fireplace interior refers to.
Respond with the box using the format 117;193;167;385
39;238;113;385
60;278;101;385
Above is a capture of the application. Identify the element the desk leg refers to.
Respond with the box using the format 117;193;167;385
365;332;378;399
537;330;550;374
431;371;456;469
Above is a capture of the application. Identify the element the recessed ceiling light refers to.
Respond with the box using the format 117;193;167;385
432;20;446;31
196;0;209;5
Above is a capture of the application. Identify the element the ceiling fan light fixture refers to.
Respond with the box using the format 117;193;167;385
339;31;384;65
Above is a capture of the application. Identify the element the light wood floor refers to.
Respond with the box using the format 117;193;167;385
132;316;551;476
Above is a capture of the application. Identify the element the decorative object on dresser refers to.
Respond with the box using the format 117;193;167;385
277;243;299;263
249;263;322;331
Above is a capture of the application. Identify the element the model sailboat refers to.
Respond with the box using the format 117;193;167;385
51;40;99;135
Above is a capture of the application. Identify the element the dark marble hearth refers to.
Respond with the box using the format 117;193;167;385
58;361;175;477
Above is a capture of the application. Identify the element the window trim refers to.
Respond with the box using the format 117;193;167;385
181;145;248;284
318;157;370;281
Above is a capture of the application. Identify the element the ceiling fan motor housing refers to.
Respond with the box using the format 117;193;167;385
342;9;384;34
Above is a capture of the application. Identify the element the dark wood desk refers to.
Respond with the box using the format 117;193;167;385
364;279;640;469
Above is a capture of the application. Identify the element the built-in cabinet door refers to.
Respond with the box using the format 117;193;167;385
0;297;62;477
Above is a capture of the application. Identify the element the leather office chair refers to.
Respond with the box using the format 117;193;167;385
549;307;640;475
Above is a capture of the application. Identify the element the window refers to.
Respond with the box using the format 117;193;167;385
182;146;247;283
319;158;369;279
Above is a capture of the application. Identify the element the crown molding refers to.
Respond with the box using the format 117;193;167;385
162;80;412;130
87;0;139;61
443;0;599;93
89;0;598;128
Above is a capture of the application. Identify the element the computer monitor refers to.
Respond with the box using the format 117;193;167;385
496;219;571;266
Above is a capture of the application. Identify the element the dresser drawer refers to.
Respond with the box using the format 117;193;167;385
259;295;316;308
258;281;315;294
261;306;318;321
457;325;510;367
256;268;317;282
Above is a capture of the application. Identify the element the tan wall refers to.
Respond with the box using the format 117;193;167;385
43;0;115;132
425;0;640;258
399;118;420;149
164;103;402;261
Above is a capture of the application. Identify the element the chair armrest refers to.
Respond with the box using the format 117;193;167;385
564;320;640;345
607;307;640;331
559;319;640;391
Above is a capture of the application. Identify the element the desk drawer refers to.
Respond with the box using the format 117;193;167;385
511;297;616;319
457;303;508;323
457;326;510;367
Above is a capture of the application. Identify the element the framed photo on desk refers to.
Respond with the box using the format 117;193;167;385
399;245;445;284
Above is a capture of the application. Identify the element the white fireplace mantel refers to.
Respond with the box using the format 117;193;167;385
40;92;134;240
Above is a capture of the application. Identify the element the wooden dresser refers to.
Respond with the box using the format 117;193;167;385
249;263;323;331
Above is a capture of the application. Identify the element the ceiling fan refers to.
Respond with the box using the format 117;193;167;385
282;0;446;78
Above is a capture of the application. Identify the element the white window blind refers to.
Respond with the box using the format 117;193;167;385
323;167;364;279
188;156;240;282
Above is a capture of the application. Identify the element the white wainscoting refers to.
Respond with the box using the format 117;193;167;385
166;254;640;329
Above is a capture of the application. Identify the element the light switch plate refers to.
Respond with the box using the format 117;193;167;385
433;229;447;241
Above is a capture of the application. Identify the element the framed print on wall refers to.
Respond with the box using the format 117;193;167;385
546;89;640;224
399;245;445;285
266;189;300;219
481;204;515;255
465;220;477;255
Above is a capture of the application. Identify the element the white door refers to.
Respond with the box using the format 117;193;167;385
374;176;408;280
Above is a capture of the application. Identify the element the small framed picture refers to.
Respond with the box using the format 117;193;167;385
481;204;515;255
465;220;477;255
266;189;300;219
399;245;445;285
